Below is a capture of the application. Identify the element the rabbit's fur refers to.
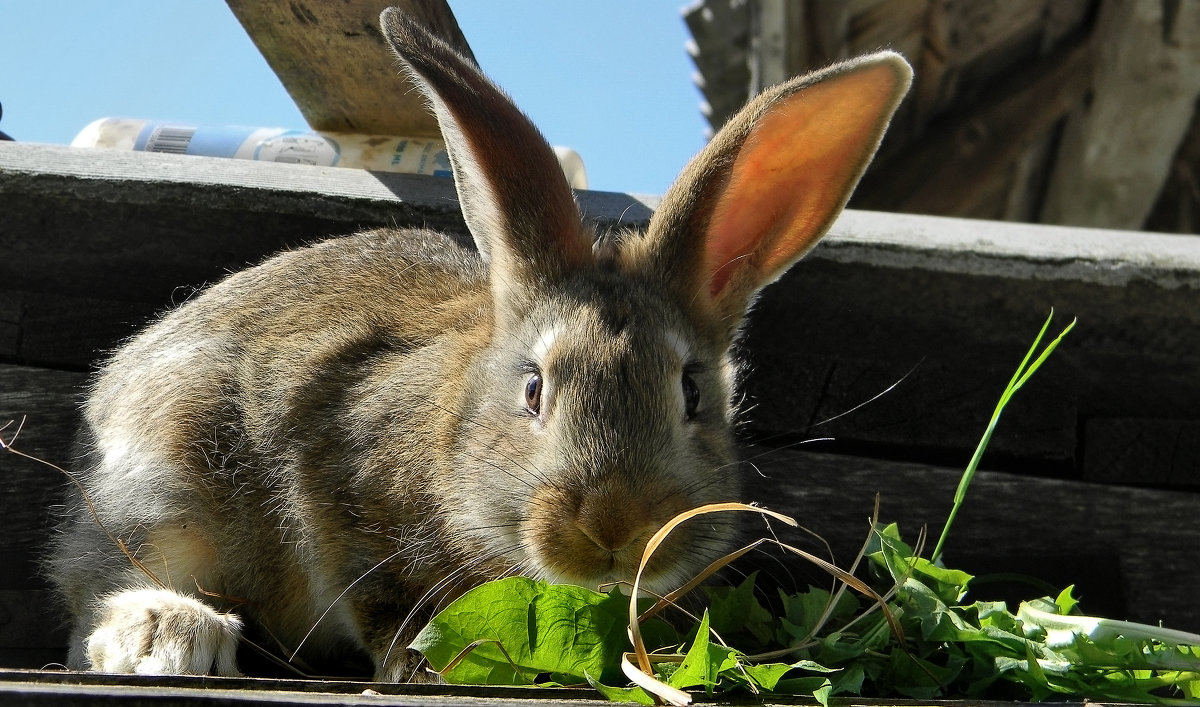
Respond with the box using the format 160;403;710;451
48;8;911;681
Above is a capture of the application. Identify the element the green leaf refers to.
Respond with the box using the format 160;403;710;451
1054;585;1080;615
667;611;739;692
739;662;798;690
811;679;834;707
704;573;775;649
830;662;866;696
585;674;656;705
884;647;965;699
777;585;859;647
773;675;837;697
410;577;630;685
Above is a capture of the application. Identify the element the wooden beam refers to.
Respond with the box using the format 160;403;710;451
749;0;792;94
225;0;473;137
3;364;1198;671
6;143;1200;478
800;0;850;68
845;0;926;60
852;37;1091;218
1144;105;1200;233
1042;0;1200;229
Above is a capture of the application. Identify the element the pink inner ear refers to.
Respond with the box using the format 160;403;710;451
705;63;903;298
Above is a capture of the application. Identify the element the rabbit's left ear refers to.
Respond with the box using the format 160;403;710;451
379;9;590;305
643;52;911;332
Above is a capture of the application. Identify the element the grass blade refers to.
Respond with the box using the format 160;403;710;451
931;311;1076;562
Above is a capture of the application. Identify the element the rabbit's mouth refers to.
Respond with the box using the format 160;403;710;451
521;485;717;593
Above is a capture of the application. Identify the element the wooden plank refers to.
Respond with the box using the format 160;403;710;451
800;0;850;67
1144;103;1200;233
911;0;1051;129
2;361;1198;668
748;446;1200;633
0;291;154;369
1083;418;1200;487
224;0;473;138
1002;129;1057;222
0;667;1177;706
846;0;926;58
0;670;602;705
0;367;87;550
0;142;653;310
744;209;1200;473
913;0;952;130
1042;0;1200;229
0;366;84;669
852;36;1092;218
1040;0;1094;52
938;0;1049;67
5;143;1200;476
0;591;68;669
741;350;1078;466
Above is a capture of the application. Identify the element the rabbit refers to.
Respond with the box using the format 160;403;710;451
48;7;911;682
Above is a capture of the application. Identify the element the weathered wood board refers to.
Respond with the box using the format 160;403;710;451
3;362;1198;672
225;0;473;138
4;142;1200;483
0;667;1175;706
686;0;1200;234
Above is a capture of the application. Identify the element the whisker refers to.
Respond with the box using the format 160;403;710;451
381;541;528;674
290;548;406;664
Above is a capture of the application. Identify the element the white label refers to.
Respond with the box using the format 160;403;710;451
253;132;340;166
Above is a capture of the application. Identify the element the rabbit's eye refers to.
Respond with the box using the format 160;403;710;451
682;372;700;420
525;373;543;415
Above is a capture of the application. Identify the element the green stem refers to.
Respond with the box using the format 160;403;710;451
931;311;1076;562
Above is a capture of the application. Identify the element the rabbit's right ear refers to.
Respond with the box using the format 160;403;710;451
640;52;911;336
379;9;591;313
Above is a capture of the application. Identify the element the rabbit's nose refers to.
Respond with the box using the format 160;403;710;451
575;491;657;554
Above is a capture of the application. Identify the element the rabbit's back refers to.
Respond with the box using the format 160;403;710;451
84;227;486;498
52;228;492;663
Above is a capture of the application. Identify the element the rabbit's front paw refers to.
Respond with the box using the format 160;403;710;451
86;588;243;676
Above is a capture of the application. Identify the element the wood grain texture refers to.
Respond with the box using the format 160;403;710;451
0;366;83;667
225;0;473;137
0;667;1163;705
4;144;1200;481
1083;418;1200;486
746;446;1200;633
2;362;1198;669
852;37;1092;219
1042;0;1200;229
0;143;654;368
689;0;1200;233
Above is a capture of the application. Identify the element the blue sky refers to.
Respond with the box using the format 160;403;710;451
0;1;708;195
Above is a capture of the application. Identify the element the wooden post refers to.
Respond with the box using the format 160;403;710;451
1042;0;1200;229
224;0;473;138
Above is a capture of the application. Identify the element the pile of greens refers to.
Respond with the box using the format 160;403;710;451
414;535;1200;704
410;313;1200;704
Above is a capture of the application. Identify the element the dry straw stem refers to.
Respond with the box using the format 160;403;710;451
438;638;532;683
1;417;169;591
624;502;902;706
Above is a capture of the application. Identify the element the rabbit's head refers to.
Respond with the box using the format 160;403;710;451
380;10;911;592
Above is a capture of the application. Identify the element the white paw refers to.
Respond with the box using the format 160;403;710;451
86;588;243;676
